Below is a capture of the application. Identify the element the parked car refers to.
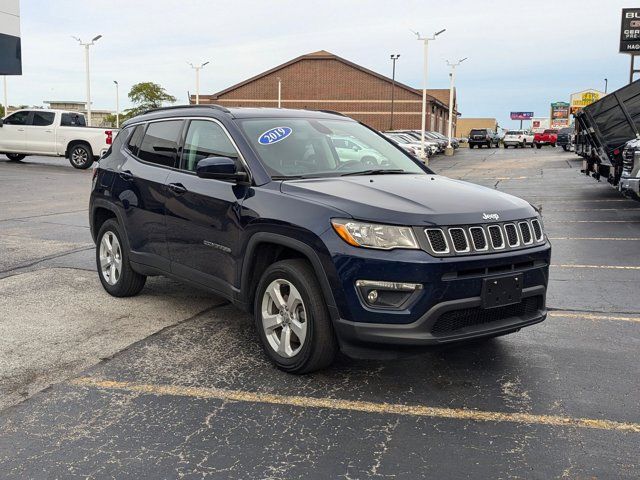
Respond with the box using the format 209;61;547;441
90;105;551;373
429;131;459;149
503;130;534;149
556;128;574;151
383;132;438;157
330;135;386;166
0;109;116;169
533;129;558;148
468;129;500;148
388;130;445;153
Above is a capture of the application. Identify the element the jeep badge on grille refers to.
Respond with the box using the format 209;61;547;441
482;213;500;221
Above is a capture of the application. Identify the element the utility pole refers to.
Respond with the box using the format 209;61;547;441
72;34;102;126
3;76;7;117
189;61;210;105
277;77;282;108
389;54;400;130
113;80;120;128
445;58;467;156
604;78;608;93
414;28;445;164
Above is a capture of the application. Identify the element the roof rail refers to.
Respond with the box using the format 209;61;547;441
142;104;231;115
316;109;347;117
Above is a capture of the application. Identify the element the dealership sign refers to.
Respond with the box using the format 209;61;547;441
0;0;21;75
570;89;605;114
510;112;534;120
620;8;640;53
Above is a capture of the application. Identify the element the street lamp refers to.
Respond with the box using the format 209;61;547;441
3;76;8;117
445;57;467;155
113;80;120;128
189;61;210;105
414;28;445;164
389;54;400;130
277;77;282;108
72;34;102;126
604;78;608;94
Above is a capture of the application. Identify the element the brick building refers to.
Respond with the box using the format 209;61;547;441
191;50;457;133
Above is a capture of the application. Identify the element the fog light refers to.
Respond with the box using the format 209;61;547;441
367;290;378;303
355;280;423;309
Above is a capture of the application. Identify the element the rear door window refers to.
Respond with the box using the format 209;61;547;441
31;111;55;126
61;113;87;126
137;120;184;168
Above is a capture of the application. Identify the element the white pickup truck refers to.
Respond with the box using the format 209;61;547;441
0;109;116;169
503;130;535;148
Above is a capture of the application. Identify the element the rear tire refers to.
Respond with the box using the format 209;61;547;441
562;145;569;151
68;143;94;169
536;143;542;149
96;219;146;297
5;153;25;161
254;259;338;374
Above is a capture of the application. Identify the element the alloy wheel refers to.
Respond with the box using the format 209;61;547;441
261;279;308;358
99;231;122;285
71;147;88;167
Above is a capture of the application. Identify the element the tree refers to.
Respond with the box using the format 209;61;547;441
102;82;177;128
126;82;176;117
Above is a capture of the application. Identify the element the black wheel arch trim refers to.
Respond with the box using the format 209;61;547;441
241;232;338;314
90;198;127;244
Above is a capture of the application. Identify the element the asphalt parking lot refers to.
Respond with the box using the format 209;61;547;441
1;147;639;479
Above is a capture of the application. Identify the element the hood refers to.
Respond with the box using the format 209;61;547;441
280;174;535;226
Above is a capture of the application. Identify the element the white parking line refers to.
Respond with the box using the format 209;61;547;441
551;264;640;270
549;237;640;241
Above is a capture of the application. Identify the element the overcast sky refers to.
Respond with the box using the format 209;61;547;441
6;0;635;128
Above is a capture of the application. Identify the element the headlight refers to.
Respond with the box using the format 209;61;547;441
331;219;419;250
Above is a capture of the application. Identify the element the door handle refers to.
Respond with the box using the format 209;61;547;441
168;182;187;195
118;170;134;181
45;130;53;133
17;128;24;132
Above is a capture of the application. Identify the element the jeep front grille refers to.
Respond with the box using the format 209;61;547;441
423;218;544;257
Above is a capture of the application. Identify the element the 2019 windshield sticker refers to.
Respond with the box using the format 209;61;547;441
258;127;292;145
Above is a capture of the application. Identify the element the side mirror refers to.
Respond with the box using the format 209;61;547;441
196;156;248;182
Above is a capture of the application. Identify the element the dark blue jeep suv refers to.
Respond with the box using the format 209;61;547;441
90;105;551;373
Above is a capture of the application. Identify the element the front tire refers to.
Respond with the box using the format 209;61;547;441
254;259;337;374
68;143;94;169
536;143;542;149
96;219;146;297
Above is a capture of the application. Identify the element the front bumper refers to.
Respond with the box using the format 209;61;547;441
320;229;551;356
335;285;545;356
619;177;640;201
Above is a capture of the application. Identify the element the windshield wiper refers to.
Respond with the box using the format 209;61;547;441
339;169;407;177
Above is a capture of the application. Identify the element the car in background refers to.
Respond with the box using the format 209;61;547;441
388;130;445;153
468;128;500;149
533;129;558;148
503;130;534;149
556;127;574;151
331;135;387;166
0;109;116;169
429;131;459;149
383;132;438;157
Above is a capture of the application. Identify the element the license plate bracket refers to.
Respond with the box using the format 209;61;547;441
481;274;522;309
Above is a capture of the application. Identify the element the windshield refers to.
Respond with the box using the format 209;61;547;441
470;129;487;135
240;118;426;178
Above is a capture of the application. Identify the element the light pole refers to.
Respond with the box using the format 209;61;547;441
189;61;209;105
72;34;102;126
3;76;7;117
389;54;400;130
113;80;120;128
277;77;282;108
445;57;467;156
414;28;445;164
604;78;608;94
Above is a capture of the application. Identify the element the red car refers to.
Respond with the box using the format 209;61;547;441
534;129;558;148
